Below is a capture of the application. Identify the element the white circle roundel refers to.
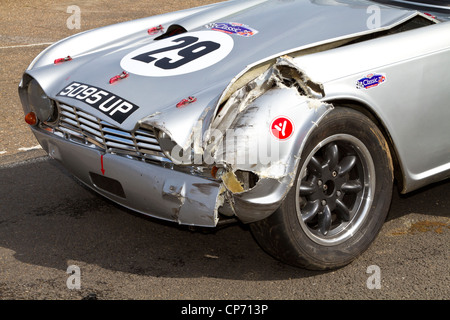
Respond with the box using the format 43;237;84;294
120;31;234;77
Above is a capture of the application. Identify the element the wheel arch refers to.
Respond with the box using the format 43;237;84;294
325;98;404;192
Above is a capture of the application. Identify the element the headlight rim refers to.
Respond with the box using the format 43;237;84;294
26;78;57;124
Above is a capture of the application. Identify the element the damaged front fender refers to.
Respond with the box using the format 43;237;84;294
215;86;333;223
210;57;334;223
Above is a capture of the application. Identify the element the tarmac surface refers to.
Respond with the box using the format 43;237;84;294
0;0;449;302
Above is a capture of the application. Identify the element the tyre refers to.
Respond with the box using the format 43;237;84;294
250;107;394;270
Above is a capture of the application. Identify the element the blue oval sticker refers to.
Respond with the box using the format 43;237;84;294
206;22;259;38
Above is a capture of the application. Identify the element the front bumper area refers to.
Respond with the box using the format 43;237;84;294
32;128;223;227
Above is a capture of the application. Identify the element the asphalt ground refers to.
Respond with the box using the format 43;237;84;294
0;0;449;303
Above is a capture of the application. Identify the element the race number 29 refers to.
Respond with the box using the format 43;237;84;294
120;31;234;77
132;36;221;70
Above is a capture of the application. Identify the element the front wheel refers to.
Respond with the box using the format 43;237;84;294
250;107;394;270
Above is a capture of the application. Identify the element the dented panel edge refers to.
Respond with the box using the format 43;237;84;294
209;57;334;223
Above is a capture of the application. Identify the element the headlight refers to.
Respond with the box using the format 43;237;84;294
27;79;56;123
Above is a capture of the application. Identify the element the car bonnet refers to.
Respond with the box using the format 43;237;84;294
25;0;419;142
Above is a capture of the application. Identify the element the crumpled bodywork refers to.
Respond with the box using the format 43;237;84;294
203;56;333;223
142;55;334;223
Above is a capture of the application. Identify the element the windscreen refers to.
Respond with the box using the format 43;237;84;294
373;0;450;13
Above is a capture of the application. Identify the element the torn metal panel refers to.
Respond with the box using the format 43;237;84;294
206;58;334;223
209;56;328;172
216;89;333;222
210;56;325;139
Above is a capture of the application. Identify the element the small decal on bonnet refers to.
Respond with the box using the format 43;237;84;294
356;73;386;89
205;22;258;37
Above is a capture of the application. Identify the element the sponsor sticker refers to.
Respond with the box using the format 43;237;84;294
205;22;258;37
270;116;294;141
120;31;234;77
57;82;139;124
356;73;386;89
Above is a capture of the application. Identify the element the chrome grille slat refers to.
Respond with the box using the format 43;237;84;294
77;111;98;122
53;102;165;163
104;135;135;146
135;129;157;137
102;127;133;138
80;124;103;138
137;142;163;152
78;117;99;129
60;111;77;120
100;120;115;127
106;141;137;151
135;135;159;144
60;117;79;127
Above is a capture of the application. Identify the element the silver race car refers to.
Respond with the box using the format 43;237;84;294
19;0;450;270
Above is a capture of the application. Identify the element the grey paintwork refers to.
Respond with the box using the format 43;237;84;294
293;20;450;192
19;0;450;226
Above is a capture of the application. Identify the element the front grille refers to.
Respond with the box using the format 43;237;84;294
51;102;169;163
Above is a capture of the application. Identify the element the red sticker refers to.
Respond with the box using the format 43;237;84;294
271;116;294;140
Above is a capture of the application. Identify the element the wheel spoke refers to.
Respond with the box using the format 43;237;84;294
324;142;339;169
299;180;317;196
341;180;363;194
301;200;320;223
335;199;350;221
308;156;322;174
338;155;357;176
318;205;332;236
